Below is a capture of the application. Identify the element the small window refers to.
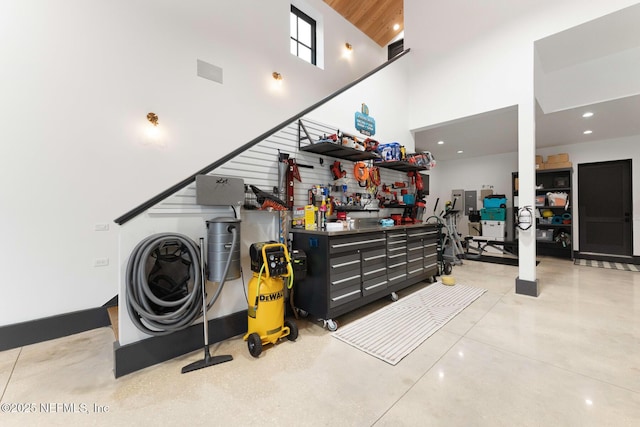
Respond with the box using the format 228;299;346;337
290;5;317;65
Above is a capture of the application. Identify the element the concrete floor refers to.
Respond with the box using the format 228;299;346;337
1;257;639;426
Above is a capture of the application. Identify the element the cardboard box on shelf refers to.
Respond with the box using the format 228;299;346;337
536;162;545;170
547;153;569;164
544;161;572;170
535;155;543;164
480;189;493;200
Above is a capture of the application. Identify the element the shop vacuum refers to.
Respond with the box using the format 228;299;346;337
244;242;298;357
181;217;241;374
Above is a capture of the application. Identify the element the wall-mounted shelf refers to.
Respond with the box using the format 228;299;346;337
334;206;379;212
381;203;414;209
374;160;427;172
299;142;378;162
297;119;428;173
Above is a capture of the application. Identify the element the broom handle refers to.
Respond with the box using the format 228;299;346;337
200;237;209;348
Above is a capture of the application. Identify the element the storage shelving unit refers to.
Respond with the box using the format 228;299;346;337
512;168;573;259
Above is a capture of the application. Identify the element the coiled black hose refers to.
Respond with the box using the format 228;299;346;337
126;228;239;336
126;233;203;336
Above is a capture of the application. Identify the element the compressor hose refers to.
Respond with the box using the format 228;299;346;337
126;233;203;336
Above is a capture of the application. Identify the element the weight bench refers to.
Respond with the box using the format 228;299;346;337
464;236;517;258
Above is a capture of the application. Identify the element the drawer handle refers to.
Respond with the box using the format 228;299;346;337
364;254;386;261
331;260;360;269
425;253;437;259
408;257;422;263
388;233;405;238
408;247;422;251
332;238;385;249
425;262;438;269
331;241;361;249
364;280;388;291
408;231;429;237
409;267;424;274
389;261;407;268
424;243;437;248
389;273;407;281
388;253;406;260
331;274;361;285
388;246;407;251
332;289;361;301
367;238;386;244
364;267;386;276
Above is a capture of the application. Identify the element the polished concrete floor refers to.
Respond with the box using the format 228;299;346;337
1;257;639;426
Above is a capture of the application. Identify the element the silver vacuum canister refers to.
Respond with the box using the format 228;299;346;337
206;217;241;282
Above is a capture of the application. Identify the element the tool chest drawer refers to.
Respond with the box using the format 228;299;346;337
329;284;361;308
362;248;386;280
361;247;386;264
407;259;425;278
329;269;362;292
407;240;423;253
329;252;361;275
362;276;388;296
387;264;407;285
329;233;385;254
407;228;437;239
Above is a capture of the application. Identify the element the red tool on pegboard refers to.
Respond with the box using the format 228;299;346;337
285;158;302;209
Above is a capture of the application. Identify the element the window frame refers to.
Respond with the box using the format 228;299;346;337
290;5;317;66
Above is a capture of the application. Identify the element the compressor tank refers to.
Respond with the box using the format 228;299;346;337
206;217;241;282
246;274;286;344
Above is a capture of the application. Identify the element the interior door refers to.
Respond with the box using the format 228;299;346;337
578;160;632;256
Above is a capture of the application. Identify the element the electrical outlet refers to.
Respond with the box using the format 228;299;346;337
94;258;109;267
94;223;109;231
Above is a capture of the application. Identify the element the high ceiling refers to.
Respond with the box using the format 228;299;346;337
413;3;640;161
324;0;403;47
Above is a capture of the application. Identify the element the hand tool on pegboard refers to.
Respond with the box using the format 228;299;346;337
286;158;301;209
250;185;288;211
408;171;424;191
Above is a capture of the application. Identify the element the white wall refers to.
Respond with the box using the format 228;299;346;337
310;58;413;151
0;0;386;326
426;152;518;236
537;136;640;255
540;47;640;112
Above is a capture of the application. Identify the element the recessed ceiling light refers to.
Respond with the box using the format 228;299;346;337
437;140;444;145
393;23;400;31
582;112;594;118
583;130;593;135
457;150;463;154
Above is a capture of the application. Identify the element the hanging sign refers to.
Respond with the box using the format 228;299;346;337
355;103;375;136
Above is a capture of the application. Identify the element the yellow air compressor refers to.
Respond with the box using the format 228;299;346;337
244;242;297;357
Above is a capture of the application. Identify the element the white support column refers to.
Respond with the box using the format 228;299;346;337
516;83;538;296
